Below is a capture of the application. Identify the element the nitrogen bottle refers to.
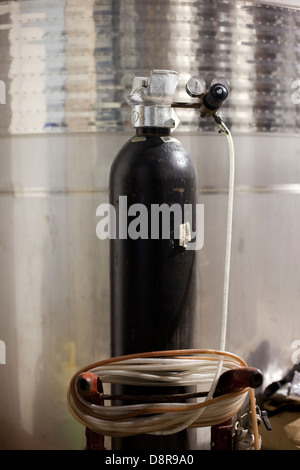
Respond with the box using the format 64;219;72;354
109;70;199;450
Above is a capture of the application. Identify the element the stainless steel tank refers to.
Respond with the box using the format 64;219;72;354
0;0;300;450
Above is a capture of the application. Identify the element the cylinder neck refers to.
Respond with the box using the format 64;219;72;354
136;127;171;136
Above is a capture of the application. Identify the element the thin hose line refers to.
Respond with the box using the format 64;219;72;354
217;117;235;354
206;117;235;395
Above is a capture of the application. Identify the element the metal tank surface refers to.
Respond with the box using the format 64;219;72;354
0;0;300;451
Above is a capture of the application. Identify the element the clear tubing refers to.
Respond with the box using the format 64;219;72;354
91;358;235;387
67;351;250;437
67;382;249;437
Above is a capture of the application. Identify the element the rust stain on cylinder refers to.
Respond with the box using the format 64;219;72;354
173;187;185;193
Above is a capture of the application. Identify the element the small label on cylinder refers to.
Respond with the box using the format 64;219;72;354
131;136;147;142
179;222;192;248
160;136;179;143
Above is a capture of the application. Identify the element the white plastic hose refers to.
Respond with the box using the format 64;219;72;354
67;350;249;437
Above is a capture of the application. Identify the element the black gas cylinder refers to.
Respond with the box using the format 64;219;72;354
109;125;198;450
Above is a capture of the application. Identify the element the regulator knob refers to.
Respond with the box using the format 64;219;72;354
185;76;206;98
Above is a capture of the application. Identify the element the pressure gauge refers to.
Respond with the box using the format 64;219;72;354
186;77;206;98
